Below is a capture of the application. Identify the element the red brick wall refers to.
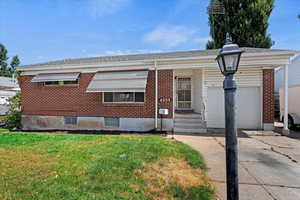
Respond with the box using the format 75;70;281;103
20;70;173;119
158;70;173;118
263;69;275;123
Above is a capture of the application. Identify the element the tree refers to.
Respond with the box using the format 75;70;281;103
0;43;9;76
10;55;20;73
207;0;274;49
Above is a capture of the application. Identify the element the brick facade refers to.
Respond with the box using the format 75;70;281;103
20;70;174;119
262;69;275;124
158;70;173;118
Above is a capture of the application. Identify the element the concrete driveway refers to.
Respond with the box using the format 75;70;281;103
172;129;300;200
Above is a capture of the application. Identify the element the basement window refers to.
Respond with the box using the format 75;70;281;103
103;92;145;103
104;117;120;127
64;116;77;125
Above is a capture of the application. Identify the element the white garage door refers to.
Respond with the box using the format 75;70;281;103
207;87;261;129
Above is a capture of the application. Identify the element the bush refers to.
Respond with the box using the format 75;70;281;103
4;92;22;130
5;111;21;130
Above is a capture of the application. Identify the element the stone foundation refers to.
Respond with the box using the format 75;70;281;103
21;115;174;132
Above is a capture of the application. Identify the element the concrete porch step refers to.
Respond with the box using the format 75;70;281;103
174;118;204;123
174;127;207;133
174;122;206;129
175;113;202;119
174;112;207;133
175;124;203;129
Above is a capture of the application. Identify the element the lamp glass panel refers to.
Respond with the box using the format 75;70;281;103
224;54;239;71
217;56;224;73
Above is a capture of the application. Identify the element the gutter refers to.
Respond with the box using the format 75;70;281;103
17;50;299;72
290;53;300;62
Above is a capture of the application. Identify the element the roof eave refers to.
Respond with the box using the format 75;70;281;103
17;49;299;72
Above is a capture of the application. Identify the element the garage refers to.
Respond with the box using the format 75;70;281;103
206;87;261;129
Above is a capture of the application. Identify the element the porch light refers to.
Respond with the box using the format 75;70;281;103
216;34;244;76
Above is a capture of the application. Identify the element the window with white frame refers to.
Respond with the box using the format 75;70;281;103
103;92;145;103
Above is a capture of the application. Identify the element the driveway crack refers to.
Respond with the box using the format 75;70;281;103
239;162;279;200
212;135;298;199
252;137;298;163
213;137;225;148
269;147;298;163
253;137;294;149
213;136;280;200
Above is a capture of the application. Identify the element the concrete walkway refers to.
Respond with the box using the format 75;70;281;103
172;130;300;200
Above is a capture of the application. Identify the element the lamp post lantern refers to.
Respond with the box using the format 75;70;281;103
216;33;244;200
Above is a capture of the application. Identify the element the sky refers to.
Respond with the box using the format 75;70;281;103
0;0;299;65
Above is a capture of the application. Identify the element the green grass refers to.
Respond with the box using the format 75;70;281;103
169;184;214;200
0;130;214;200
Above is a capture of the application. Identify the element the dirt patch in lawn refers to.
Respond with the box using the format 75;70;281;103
0;195;7;200
137;157;211;200
0;148;56;186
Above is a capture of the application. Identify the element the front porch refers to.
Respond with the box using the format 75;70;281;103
173;69;207;133
170;66;269;133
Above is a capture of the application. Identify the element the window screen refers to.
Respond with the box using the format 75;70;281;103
103;92;145;103
44;81;59;86
114;92;134;102
135;92;145;102
104;92;113;102
44;80;78;86
63;80;78;85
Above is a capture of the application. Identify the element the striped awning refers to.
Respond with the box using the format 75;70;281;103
31;73;80;82
86;71;148;93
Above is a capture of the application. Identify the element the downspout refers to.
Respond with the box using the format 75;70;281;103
155;60;158;130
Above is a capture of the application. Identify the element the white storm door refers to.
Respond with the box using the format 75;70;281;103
176;77;192;110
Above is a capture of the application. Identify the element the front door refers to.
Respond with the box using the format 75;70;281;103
176;77;192;110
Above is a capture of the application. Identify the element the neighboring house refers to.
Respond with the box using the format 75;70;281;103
275;54;300;112
275;54;300;91
275;54;300;126
17;48;298;133
0;77;20;115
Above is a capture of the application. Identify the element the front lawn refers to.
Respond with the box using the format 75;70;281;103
0;130;214;200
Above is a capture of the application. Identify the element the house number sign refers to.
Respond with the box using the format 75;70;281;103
159;98;172;102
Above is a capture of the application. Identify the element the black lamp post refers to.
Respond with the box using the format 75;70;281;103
216;33;244;200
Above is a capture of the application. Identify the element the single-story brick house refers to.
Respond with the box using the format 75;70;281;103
17;48;298;133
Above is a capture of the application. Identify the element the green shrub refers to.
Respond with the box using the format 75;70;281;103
4;92;22;130
5;111;21;130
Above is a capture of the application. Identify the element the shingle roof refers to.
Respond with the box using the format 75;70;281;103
20;48;296;69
